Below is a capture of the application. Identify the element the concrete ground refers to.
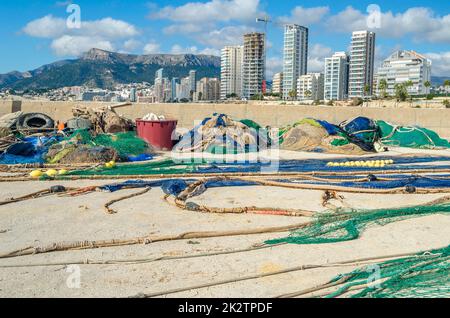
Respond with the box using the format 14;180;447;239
0;148;450;298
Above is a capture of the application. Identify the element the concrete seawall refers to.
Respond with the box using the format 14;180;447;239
1;99;450;138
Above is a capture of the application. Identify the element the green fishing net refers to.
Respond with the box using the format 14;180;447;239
377;120;450;149
65;130;151;159
266;203;450;245
68;158;201;176
323;245;450;298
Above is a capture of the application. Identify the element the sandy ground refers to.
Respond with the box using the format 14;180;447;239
0;149;450;298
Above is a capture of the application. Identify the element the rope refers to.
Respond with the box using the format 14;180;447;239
0;221;312;259
104;187;151;214
131;249;442;298
0;243;285;269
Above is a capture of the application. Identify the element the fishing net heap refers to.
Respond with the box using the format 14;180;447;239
378;120;450;149
46;130;153;164
322;245;450;298
173;113;270;154
279;116;450;153
279;117;379;155
266;202;450;245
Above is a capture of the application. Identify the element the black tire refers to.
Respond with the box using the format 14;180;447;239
16;113;55;132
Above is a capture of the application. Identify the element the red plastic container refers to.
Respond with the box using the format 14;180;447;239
136;119;178;151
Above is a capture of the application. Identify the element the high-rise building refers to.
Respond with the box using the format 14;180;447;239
376;50;432;96
196;77;221;101
348;30;376;98
242;32;265;99
129;88;137;102
324;52;349;101
297;73;324;101
272;72;283;95
189;70;197;95
154;68;165;102
282;24;308;100
171;77;180;101
176;77;191;101
220;46;244;99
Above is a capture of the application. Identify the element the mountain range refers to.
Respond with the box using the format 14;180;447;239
0;48;221;90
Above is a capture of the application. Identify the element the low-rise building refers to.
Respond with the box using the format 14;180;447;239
376;50;432;96
297;73;324;100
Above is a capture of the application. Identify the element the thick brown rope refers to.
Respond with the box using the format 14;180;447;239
104;187;151;214
0;221;312;259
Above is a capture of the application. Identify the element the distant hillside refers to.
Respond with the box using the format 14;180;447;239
0;48;221;90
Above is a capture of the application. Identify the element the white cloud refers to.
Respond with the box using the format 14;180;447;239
23;15;139;56
150;0;261;23
23;15;139;39
22;15;67;38
195;25;255;48
266;56;283;80
327;6;450;43
278;6;330;26
51;35;114;56
123;39;142;52
308;44;333;73
424;52;450;77
143;42;161;54
170;44;219;56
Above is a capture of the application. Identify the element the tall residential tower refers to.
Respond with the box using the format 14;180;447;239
220;45;244;99
282;24;308;100
348;30;376;98
324;52;349;101
242;32;265;99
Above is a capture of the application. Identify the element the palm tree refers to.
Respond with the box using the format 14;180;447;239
424;81;431;107
288;89;297;101
404;81;414;106
305;90;312;100
363;84;371;107
444;79;450;98
378;79;388;99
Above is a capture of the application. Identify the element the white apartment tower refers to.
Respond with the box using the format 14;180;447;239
220;46;244;99
282;24;308;100
348;30;376;98
376;50;432;96
297;73;324;101
242;32;265;99
324;52;349;101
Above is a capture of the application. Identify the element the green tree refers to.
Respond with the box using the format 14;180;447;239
378;79;388;99
424;81;431;93
394;83;408;102
304;90;312;100
288;89;297;101
444;79;450;97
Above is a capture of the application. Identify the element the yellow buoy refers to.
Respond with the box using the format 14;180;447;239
30;170;43;178
58;169;69;175
46;169;58;177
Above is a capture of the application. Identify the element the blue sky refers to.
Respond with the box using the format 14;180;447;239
0;0;449;77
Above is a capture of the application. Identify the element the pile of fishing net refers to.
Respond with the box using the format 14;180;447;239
378;120;450;149
279;117;380;154
267;202;450;245
322;245;450;298
173;113;269;154
46;130;153;164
